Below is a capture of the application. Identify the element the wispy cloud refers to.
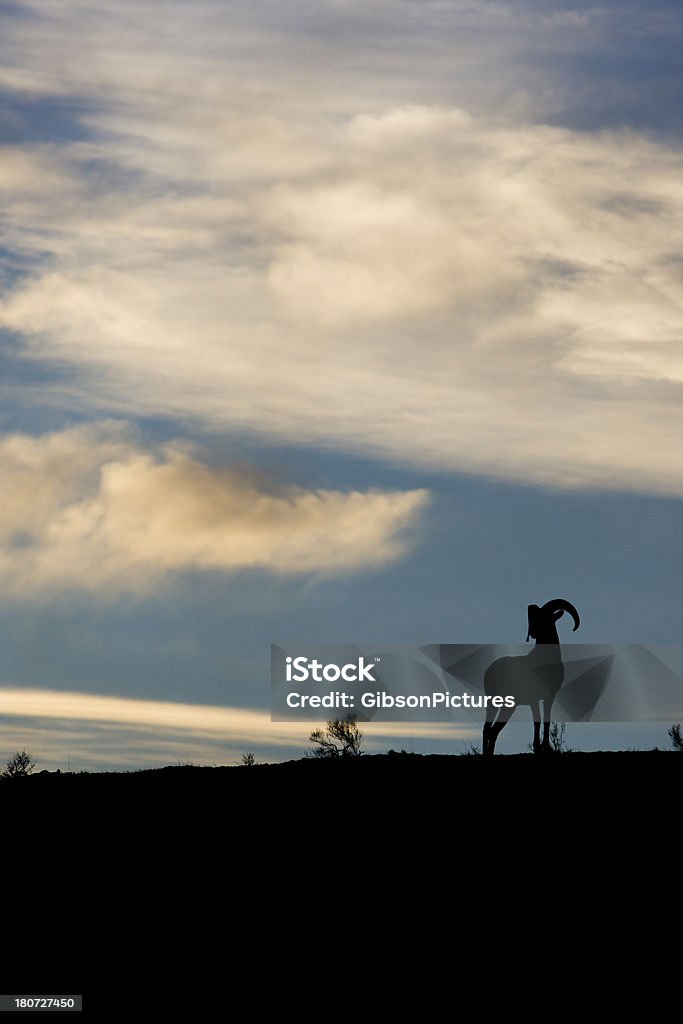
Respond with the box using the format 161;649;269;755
0;2;682;495
0;424;429;595
0;688;476;771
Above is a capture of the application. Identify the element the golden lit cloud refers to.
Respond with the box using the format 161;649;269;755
0;688;477;771
0;425;429;595
0;688;306;740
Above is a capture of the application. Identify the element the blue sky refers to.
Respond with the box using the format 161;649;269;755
1;0;682;768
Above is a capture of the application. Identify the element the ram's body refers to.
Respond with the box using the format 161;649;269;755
482;599;580;756
484;646;565;706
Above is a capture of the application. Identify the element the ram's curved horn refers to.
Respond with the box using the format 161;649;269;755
541;598;580;632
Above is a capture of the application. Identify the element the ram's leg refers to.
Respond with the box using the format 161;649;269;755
489;704;515;755
531;701;542;754
542;698;554;753
483;703;497;757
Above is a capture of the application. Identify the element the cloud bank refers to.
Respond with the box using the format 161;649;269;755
0;688;476;771
0;2;682;495
0;425;428;595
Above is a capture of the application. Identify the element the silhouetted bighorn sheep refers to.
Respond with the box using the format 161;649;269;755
482;598;580;756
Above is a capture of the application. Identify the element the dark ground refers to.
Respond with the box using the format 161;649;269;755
4;746;680;789
3;748;679;819
3;750;677;1011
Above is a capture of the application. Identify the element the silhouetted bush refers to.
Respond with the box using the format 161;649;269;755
2;750;36;779
549;722;571;753
668;724;683;752
309;716;364;758
459;742;481;756
527;722;572;755
241;752;256;766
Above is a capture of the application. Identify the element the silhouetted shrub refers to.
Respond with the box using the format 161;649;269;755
549;722;571;754
669;724;683;752
526;722;572;754
241;752;257;766
309;716;363;758
2;750;36;779
459;742;481;756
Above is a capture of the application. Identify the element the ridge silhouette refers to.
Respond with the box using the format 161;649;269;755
482;598;580;756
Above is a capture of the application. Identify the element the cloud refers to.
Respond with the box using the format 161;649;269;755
0;688;477;771
0;687;468;741
0;3;682;496
0;424;429;595
0;147;72;195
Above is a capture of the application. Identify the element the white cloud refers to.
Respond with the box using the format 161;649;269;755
0;3;682;496
0;425;429;595
0;147;72;195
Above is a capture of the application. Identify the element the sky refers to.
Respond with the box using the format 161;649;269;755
1;0;682;769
